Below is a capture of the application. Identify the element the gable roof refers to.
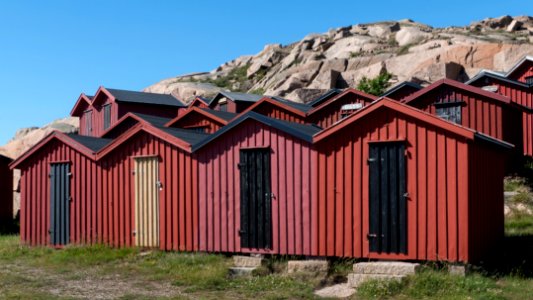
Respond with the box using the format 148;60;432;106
193;111;321;151
307;89;343;107
238;96;310;118
505;55;533;78
402;78;512;105
270;96;313;113
97;121;210;158
66;134;113;152
466;70;532;88
101;112;174;138
105;88;186;107
165;107;236;128
70;93;93;116
381;81;423;98
307;88;377;116
209;91;263;107
10;131;106;169
314;98;513;150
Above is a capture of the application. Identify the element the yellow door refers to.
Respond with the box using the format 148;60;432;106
134;157;160;247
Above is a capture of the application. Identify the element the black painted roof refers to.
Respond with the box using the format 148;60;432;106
381;81;423;98
466;71;532;88
211;91;263;104
270;96;313;113
307;89;343;107
67;134;113;152
106;88;186;107
130;113;174;127
159;127;211;145
193;111;322;151
200;108;237;121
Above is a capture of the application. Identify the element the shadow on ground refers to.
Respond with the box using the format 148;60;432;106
480;235;533;278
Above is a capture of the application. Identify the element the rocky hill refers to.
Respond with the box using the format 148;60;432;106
145;15;533;103
2;15;533;162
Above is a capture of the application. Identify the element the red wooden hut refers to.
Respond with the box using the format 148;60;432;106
165;107;236;134
188;97;210;109
0;155;13;223
505;55;533;84
381;81;423;101
241;89;377;128
71;87;186;137
209;92;263;113
313;99;510;262
402;79;524;155
467;70;533;156
193;100;510;262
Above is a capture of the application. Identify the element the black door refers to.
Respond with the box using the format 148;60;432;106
239;148;272;249
368;142;407;254
50;163;71;245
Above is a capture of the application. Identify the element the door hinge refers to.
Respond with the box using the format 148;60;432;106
156;181;163;190
403;192;410;198
265;192;275;200
367;233;377;239
237;163;244;170
367;158;376;164
238;230;246;236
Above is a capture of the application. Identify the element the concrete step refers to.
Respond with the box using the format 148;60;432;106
287;260;328;274
347;273;406;288
232;255;263;268
353;261;420;275
228;267;256;278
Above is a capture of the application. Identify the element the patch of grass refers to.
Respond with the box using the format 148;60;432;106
357;269;502;299
504;177;528;192
506;213;533;236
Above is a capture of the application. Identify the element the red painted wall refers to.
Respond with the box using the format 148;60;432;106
385;85;421;101
18;133;198;252
469;78;533;156
0;156;13;221
314;107;505;262
406;85;523;152
248;103;307;124
508;61;533;83
196;119;315;255
168;112;225;134
18;140;98;245
79;98;182;138
308;93;375;128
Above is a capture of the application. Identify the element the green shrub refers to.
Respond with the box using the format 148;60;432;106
357;72;393;96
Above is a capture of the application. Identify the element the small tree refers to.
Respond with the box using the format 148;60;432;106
357;72;393;96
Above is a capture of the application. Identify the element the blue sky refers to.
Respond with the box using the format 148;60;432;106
0;1;531;145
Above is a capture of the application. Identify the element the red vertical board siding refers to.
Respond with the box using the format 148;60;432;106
314;108;477;261
169;113;225;134
251;104;306;124
509;63;533;83
308;94;374;128
197;119;314;255
469;79;533;156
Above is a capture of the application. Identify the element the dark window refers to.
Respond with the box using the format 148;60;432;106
525;76;533;85
434;102;462;124
84;110;93;135
103;104;112;130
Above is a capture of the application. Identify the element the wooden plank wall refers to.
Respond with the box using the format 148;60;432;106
314;107;472;261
